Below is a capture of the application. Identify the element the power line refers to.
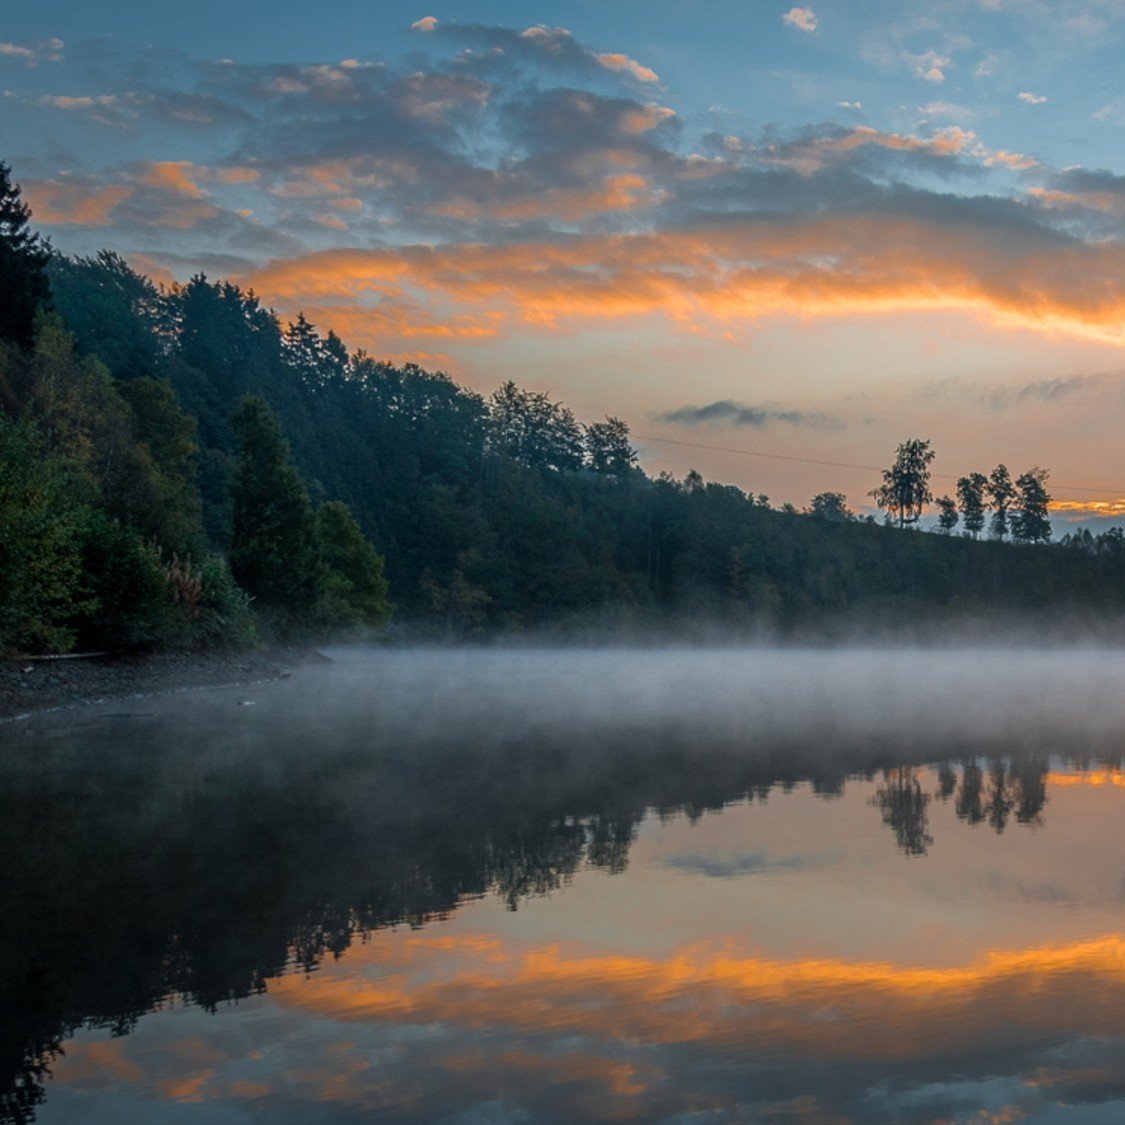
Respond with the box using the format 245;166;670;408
632;433;1125;497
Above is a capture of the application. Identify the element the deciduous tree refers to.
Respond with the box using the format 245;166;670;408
956;473;987;539
1012;466;1052;544
870;439;934;528
987;464;1016;540
935;495;959;534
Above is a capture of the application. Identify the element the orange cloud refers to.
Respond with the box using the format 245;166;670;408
1049;499;1125;516
23;179;133;225
436;173;666;222
135;160;208;198
238;216;1125;352
594;51;660;84
212;166;261;185
1028;186;1125;217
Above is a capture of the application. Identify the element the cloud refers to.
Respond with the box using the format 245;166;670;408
1028;168;1125;220
981;372;1107;409
1019;91;1048;105
782;7;818;33
837;100;862;110
14;30;1125;358
659;401;845;429
134;160;209;198
918;101;971;119
22;177;133;225
975;52;998;78
593;52;659;84
229;196;1125;356
911;50;951;83
664;849;837;877
421;22;662;89
740;123;980;176
0;37;64;66
410;15;437;32
1093;95;1125;124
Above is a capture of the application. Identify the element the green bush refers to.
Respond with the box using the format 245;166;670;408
0;419;90;654
76;515;176;651
194;555;257;649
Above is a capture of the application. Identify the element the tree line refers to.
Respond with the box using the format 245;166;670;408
865;437;1052;542
4;159;1125;652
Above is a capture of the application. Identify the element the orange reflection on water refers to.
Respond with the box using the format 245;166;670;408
1047;769;1125;790
269;930;1125;1063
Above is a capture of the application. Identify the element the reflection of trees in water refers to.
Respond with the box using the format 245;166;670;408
873;767;932;856
0;724;1101;1122
940;756;1049;836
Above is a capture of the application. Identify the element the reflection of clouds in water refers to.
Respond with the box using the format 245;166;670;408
979;870;1081;905
51;931;1125;1123
662;848;840;878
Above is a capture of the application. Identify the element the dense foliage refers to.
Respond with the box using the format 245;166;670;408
3;161;1125;652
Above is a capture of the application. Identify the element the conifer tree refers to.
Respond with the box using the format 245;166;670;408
316;500;391;627
229;396;320;617
0;162;51;348
1012;467;1052;543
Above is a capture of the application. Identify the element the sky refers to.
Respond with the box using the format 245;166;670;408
2;0;1124;522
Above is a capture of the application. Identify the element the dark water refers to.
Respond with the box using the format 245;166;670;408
4;646;1125;1123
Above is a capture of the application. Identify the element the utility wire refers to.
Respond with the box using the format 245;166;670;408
632;433;1125;497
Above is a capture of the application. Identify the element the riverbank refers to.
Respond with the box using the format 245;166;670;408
0;647;325;720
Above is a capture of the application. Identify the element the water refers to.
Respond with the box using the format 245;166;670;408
4;646;1125;1123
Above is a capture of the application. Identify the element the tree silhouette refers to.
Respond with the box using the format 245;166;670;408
0;162;51;349
870;440;934;529
872;767;933;855
584;416;637;475
987;464;1016;540
809;491;854;521
956;473;987;539
935;495;958;534
1012;467;1052;544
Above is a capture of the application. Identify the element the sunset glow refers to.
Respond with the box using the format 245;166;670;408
4;2;1124;508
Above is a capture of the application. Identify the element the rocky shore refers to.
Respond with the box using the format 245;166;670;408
0;648;323;720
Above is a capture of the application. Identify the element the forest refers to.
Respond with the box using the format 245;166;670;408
3;160;1125;654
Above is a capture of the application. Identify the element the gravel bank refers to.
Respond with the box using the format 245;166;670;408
0;648;322;720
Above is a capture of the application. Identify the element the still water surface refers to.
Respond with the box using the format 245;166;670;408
4;647;1125;1122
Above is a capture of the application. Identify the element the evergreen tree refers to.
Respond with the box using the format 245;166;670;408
316;500;391;628
229;396;320;617
870;439;934;528
283;312;329;387
1012;467;1052;543
957;473;987;539
0;162;51;348
118;377;203;555
46;251;164;380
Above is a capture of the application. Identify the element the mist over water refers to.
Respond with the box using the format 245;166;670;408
308;644;1125;757
6;644;1125;1123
